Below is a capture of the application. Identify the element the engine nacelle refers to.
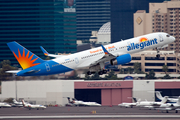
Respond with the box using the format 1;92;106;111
110;54;131;65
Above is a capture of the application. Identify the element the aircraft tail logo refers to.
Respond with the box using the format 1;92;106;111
7;41;45;69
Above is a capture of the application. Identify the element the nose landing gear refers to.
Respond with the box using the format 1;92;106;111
156;48;160;58
156;54;160;58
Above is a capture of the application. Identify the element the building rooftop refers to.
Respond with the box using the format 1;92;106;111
98;22;111;35
136;10;146;13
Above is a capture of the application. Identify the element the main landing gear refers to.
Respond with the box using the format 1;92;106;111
87;70;107;75
98;70;107;75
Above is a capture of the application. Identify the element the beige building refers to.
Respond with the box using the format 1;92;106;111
133;0;180;74
119;50;180;74
134;0;180;53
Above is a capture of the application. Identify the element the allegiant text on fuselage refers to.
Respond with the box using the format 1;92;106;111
127;38;158;51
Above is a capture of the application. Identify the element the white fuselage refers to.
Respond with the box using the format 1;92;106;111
53;32;174;70
0;102;11;108
118;102;137;108
12;32;175;76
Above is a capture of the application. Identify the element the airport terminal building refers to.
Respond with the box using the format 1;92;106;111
1;80;180;106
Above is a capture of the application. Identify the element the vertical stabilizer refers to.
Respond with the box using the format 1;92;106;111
161;96;168;104
155;91;163;100
21;99;26;107
133;98;137;102
7;41;44;69
12;99;17;103
67;97;71;103
176;96;180;105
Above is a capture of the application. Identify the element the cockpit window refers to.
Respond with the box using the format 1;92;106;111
166;34;170;37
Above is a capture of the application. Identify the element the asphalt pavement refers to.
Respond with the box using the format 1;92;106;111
0;106;180;120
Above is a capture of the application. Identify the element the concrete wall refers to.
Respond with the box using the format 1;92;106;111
98;34;110;43
0;80;74;106
133;80;155;101
1;79;180;106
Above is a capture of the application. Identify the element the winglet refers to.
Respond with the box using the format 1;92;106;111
101;45;109;55
40;46;49;56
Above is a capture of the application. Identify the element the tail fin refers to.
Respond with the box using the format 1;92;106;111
21;99;26;107
67;97;71;103
133;98;137;102
155;91;163;100
161;96;168;104
7;41;44;69
12;99;17;103
176;96;180;105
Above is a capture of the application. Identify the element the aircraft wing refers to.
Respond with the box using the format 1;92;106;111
88;45;124;68
40;46;66;58
156;107;173;111
90;45;116;64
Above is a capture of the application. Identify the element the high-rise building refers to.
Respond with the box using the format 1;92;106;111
0;0;76;66
134;0;180;53
76;0;110;41
111;0;164;43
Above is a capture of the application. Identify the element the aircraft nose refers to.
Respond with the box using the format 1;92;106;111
171;36;175;41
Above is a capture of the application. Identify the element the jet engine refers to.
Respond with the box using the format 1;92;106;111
110;54;131;65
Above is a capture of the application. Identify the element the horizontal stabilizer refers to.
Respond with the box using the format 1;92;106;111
6;70;21;74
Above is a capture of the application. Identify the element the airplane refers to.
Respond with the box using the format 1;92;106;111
11;99;24;107
118;98;139;108
65;97;101;106
21;99;46;110
6;32;175;76
156;96;180;113
136;96;168;109
156;91;178;103
0;102;11;108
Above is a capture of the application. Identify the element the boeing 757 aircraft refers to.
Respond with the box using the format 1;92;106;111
6;32;175;76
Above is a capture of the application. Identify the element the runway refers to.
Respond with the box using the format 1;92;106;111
0;106;180;120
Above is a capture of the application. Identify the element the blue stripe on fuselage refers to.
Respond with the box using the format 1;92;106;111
17;60;73;76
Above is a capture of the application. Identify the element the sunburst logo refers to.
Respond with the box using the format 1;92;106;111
13;49;40;69
44;53;48;56
140;37;148;42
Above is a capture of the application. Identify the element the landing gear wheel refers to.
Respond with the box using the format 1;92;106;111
87;71;91;75
98;71;103;75
156;47;160;58
156;54;160;58
91;72;96;74
102;70;107;74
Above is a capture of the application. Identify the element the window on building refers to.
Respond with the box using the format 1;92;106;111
167;57;176;60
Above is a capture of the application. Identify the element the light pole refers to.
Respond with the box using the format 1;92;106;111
13;73;17;100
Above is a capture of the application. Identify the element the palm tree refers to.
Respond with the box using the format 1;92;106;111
162;65;168;74
127;67;133;74
133;62;141;74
